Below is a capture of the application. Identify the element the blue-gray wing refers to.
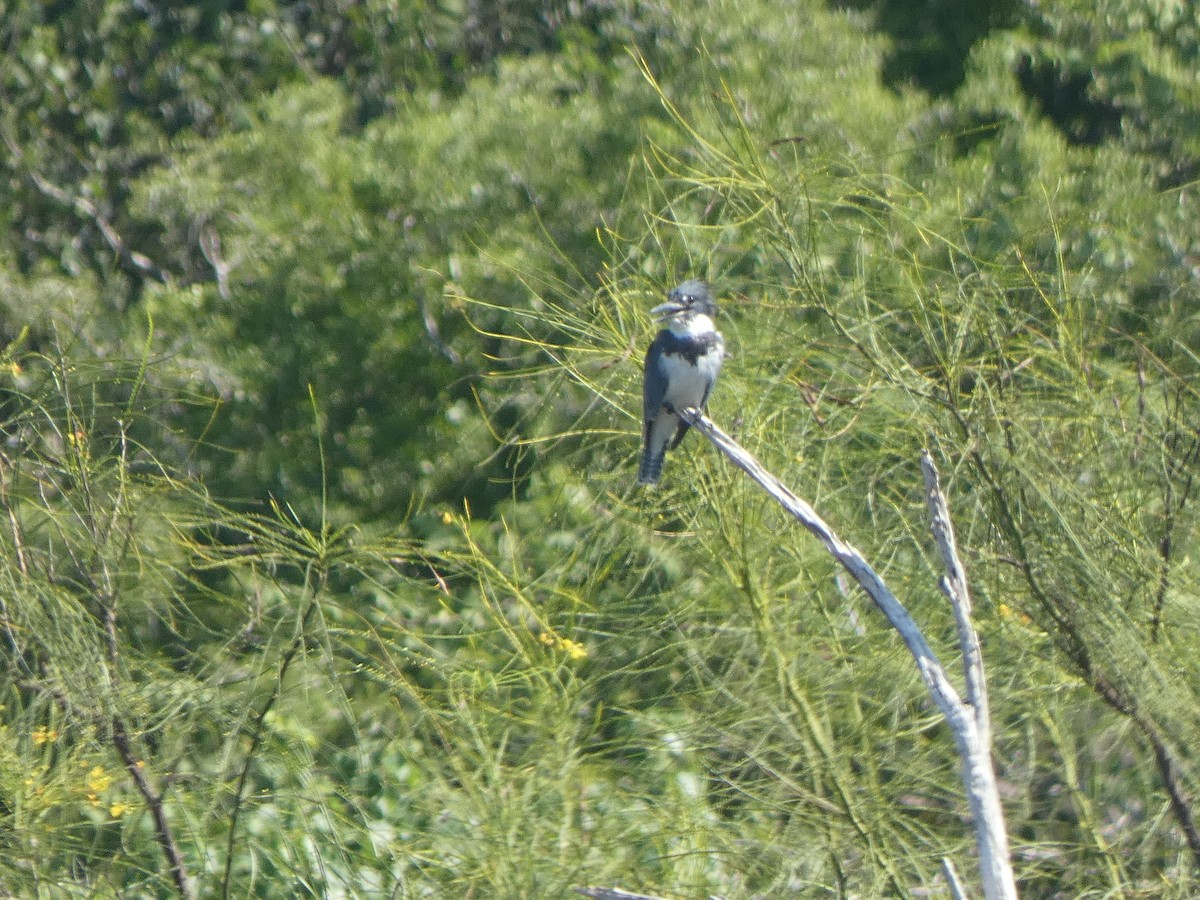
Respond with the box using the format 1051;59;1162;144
642;332;669;424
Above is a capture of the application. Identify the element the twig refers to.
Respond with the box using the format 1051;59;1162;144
25;169;169;282
199;224;232;300
680;408;1017;900
221;595;321;899
417;291;462;364
0;452;29;576
88;424;192;898
111;717;194;899
2;131;167;282
1089;671;1200;863
922;452;990;743
942;856;969;900
967;425;1200;869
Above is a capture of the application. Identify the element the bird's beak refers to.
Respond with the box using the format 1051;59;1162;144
649;300;686;321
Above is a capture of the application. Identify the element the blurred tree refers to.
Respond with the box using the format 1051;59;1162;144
0;0;674;312
126;49;674;523
3;0;1200;896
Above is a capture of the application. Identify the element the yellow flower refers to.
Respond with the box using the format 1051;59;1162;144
31;726;59;746
537;632;588;660
441;510;454;525
109;801;133;818
86;765;113;795
560;639;588;660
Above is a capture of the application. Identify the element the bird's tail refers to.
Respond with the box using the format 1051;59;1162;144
637;446;666;486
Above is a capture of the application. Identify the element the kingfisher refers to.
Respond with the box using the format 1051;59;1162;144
637;280;725;486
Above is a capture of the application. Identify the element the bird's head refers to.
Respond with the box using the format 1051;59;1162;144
650;279;717;322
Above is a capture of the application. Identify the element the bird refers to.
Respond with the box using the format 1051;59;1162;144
638;279;725;486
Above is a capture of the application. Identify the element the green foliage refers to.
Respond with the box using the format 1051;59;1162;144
5;0;1200;897
129;51;671;524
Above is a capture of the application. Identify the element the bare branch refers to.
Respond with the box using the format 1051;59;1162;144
680;409;965;722
1;130;168;283
199;224;232;300
922;451;990;741
111;717;194;899
25;170;170;282
681;408;1017;900
942;856;969;900
417;290;463;364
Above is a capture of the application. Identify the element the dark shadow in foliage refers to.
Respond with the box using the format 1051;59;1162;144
832;0;1022;95
1014;52;1123;146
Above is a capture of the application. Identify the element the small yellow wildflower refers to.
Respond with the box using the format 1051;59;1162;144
86;765;113;795
31;726;59;746
109;801;133;818
441;510;454;525
538;632;587;660
560;638;588;661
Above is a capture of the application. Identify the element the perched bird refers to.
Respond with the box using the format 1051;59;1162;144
638;279;725;486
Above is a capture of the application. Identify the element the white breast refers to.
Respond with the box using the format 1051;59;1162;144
661;315;724;409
